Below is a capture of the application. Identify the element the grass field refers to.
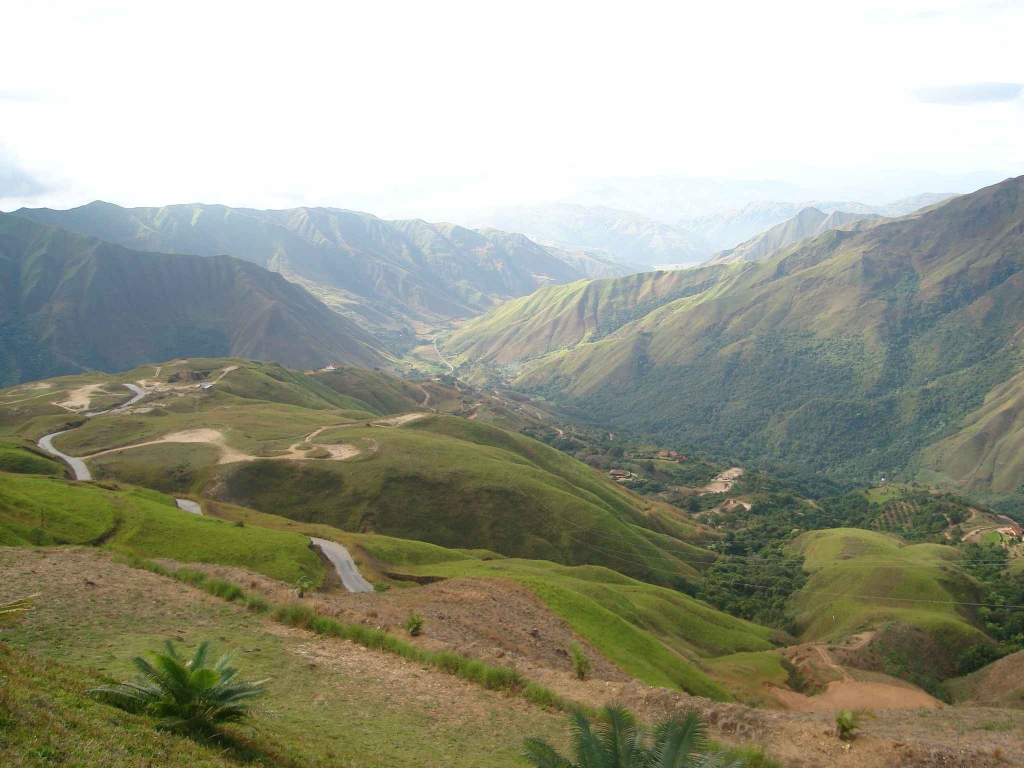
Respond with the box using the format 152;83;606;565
0;548;569;768
211;415;709;586
0;473;323;584
394;556;778;700
198;500;773;700
788;528;987;653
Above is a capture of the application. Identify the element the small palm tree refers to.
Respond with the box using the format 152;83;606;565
87;639;267;736
524;704;747;767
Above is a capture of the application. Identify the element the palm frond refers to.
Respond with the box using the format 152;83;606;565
523;737;574;768
649;710;707;768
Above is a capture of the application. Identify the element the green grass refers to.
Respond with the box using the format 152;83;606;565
788;528;987;653
0;438;64;476
0;473;324;585
0;548;570;768
214;415;708;586
394;556;779;700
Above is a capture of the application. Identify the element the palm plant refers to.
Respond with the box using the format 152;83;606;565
87;639;267;735
524;704;748;768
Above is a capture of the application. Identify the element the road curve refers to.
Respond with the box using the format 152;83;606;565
37;383;148;481
311;537;374;593
38;430;92;481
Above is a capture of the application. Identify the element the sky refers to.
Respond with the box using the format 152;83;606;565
2;0;1023;221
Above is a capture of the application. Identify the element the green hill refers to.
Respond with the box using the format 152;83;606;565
13;202;586;335
1;358;711;587
208;414;709;586
788;528;986;652
0;472;323;583
446;176;1024;495
0;214;389;387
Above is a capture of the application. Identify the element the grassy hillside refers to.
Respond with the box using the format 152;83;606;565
210;415;709;586
788;528;986;652
445;268;729;365
0;548;569;768
13;201;586;336
0;473;323;584
0;213;389;386
198;500;772;701
1;358;710;587
454;176;1024;494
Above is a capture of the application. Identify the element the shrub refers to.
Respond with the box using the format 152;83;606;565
86;639;267;736
373;582;391;593
569;642;591;680
273;602;317;630
404;611;425;637
295;576;315;598
244;595;269;614
835;709;874;740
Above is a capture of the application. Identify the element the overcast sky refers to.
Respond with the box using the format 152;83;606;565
2;0;1023;220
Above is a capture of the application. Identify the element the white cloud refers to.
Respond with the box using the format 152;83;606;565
1;0;1022;219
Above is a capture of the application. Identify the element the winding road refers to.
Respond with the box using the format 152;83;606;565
37;383;148;481
311;537;374;593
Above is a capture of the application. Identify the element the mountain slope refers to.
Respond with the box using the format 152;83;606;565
449;176;1024;493
467;203;712;268
0;214;388;386
684;193;956;250
708;207;881;264
13;202;585;333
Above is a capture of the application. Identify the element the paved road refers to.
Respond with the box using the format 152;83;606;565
311;537;374;593
37;383;147;481
38;430;92;481
175;499;203;515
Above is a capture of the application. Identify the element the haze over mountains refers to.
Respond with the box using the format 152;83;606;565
13;202;591;339
445;176;1024;497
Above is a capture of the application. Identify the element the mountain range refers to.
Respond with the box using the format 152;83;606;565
465;203;712;268
682;193;956;250
444;176;1024;497
706;207;882;264
12;202;591;337
0;213;388;386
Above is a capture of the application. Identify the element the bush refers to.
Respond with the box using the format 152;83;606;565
244;595;269;614
404;611;425;637
373;582;391;593
295;576;315;598
835;709;874;741
958;643;1010;675
273;602;317;630
569;643;592;680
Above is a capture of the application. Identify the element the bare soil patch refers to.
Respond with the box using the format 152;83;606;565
699;467;744;494
53;383;107;411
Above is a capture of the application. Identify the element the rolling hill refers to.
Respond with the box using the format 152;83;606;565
444;176;1024;495
12;202;587;334
0;358;711;587
0;214;389;387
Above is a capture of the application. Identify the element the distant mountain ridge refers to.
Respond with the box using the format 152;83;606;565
464;203;712;269
707;207;882;264
0;213;388;386
443;177;1024;496
12;202;589;337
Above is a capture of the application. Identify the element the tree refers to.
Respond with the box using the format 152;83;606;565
523;704;747;767
87;639;267;736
